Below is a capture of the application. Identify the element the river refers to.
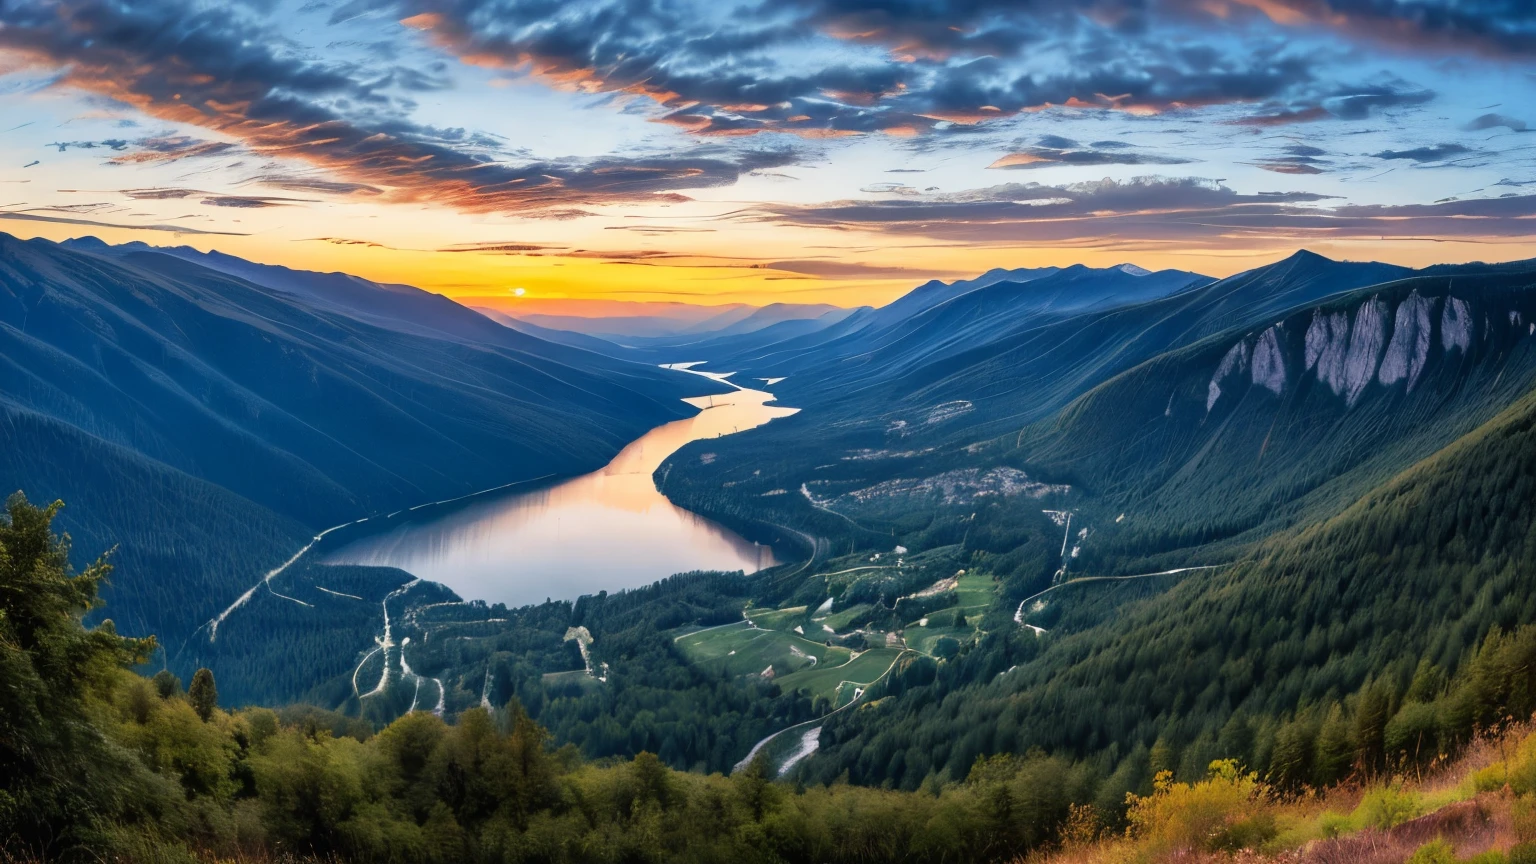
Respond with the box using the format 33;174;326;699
318;369;798;609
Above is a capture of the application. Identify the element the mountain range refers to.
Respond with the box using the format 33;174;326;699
8;234;1536;817
0;232;725;689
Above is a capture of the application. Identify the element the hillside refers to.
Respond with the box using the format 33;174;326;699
0;233;725;697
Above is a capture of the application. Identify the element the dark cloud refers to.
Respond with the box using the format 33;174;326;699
115;187;314;208
988;137;1194;169
1216;0;1536;58
393;0;1321;136
200;195;314;208
48;138;130;152
1467;113;1529;133
0;209;247;235
1231;105;1332;127
741;175;1536;246
1324;84;1436;120
0;0;802;214
1249;143;1332;174
107;136;240;165
248;174;385;195
1372;144;1471;163
1230;81;1435;127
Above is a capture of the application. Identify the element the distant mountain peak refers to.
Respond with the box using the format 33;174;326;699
1284;248;1337;266
1117;263;1153;276
60;235;110;251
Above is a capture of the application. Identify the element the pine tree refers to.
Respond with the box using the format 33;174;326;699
189;667;218;721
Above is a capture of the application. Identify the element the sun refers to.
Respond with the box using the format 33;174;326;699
512;287;526;297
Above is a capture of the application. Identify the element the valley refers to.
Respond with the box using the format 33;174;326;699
9;235;1536;861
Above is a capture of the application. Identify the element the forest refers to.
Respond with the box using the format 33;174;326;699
8;489;1536;864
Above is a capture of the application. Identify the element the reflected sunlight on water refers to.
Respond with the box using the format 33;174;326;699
321;374;797;608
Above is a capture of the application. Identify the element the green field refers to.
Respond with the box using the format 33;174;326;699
776;647;904;707
540;669;602;693
817;602;874;631
900;572;997;655
744;604;811;632
674;621;850;680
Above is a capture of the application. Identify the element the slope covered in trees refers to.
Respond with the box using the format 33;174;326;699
0;232;726;699
8;492;1536;864
809;348;1536;793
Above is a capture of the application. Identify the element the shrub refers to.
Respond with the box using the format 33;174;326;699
1355;783;1418;830
1125;760;1272;854
1405;839;1455;864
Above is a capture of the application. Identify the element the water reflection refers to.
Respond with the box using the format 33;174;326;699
321;373;798;608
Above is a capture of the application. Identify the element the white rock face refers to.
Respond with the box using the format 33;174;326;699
1251;325;1286;395
1379;291;1435;391
1442;297;1472;354
1214;292;1484;411
1341;298;1388;405
1207;340;1250;410
1306;310;1351;396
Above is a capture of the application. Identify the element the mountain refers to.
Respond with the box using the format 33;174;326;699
643;250;1536;787
0;233;725;692
666;263;1210;396
471;305;642;358
651;251;1526;588
506;300;850;341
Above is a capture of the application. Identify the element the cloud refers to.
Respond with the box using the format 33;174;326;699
742;175;1536;247
1217;0;1536;58
1371;144;1471;163
0;0;802;215
47;138;131;152
0;209;247;235
117;187;317;208
1249;143;1332;174
757;259;938;279
1323;84;1436;120
392;0;1324;137
1230;105;1332;127
437;241;565;253
106;136;240;165
1467;113;1529;133
988;137;1194;169
248;174;385;196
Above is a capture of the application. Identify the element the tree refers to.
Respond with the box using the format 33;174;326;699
1355;681;1394;777
152;669;181;699
0;492;156;856
189;667;219;721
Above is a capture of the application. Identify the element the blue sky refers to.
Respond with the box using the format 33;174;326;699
1;0;1534;307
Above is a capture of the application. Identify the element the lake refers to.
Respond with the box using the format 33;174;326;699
319;370;798;608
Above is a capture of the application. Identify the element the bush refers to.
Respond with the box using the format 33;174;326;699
1317;810;1352;839
1126;760;1272;854
1355;783;1418;830
1406;839;1455;864
1475;735;1536;795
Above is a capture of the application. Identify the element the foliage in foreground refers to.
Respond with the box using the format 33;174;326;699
10;484;1536;864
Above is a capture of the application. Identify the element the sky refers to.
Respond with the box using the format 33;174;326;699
1;0;1535;311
